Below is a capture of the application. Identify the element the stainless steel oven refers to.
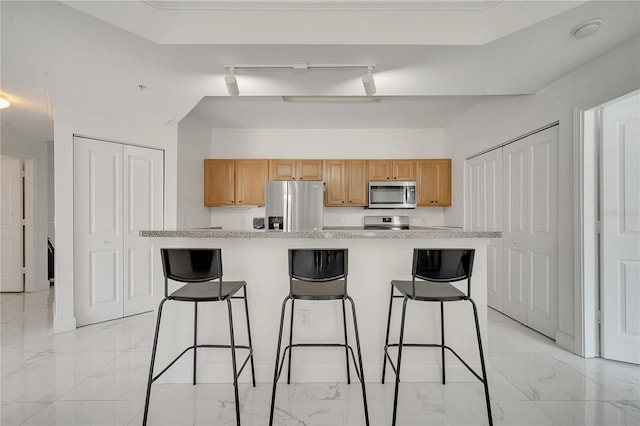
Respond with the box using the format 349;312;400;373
368;181;417;209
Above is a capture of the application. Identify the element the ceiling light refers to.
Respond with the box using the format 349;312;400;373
571;18;603;39
223;63;375;95
362;67;376;96
225;68;239;96
0;96;10;109
282;96;381;103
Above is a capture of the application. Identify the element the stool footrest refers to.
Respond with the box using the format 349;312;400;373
275;343;363;383
383;343;484;383
151;344;253;384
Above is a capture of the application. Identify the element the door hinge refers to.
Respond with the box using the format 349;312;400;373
597;310;602;324
595;220;601;234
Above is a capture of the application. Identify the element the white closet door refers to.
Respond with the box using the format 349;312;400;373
74;137;123;326
526;127;558;339
123;145;164;317
466;150;503;310
503;138;529;324
601;99;640;364
0;156;24;292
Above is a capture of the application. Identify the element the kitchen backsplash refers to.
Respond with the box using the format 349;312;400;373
207;206;445;230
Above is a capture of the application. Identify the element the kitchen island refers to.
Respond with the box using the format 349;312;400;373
140;228;500;384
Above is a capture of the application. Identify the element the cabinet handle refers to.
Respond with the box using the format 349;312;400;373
238;200;242;204
513;240;517;245
386;177;390;180
101;240;109;244
342;201;345;204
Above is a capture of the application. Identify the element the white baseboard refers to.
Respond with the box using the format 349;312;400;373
555;330;576;354
53;315;77;333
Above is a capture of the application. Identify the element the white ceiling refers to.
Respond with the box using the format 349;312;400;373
1;1;639;144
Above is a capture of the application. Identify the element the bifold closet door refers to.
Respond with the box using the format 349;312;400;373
74;138;124;326
74;137;164;326
503;127;558;338
466;149;503;311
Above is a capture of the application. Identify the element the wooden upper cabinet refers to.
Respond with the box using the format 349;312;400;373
323;160;368;206
368;160;415;181
204;159;235;206
393;160;415;181
269;159;296;180
346;160;368;206
416;159;452;206
204;159;268;206
235;159;269;206
269;159;323;180
323;160;347;206
296;159;323;180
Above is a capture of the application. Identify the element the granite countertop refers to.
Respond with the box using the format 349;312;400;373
140;227;501;239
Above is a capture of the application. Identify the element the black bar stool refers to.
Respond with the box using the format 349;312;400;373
382;248;492;426
143;248;255;426
269;248;369;426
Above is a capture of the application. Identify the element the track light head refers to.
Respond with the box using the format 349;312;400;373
225;69;239;96
362;67;376;96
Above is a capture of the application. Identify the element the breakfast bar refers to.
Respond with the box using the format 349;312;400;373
140;228;500;384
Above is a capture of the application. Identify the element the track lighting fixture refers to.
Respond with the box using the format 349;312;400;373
225;68;239;96
223;63;375;96
362;66;376;96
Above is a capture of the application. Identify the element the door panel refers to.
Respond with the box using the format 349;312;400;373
466;150;503;310
74;137;123;326
123;145;163;317
503;139;529;324
602;99;640;363
526;128;558;338
0;156;23;292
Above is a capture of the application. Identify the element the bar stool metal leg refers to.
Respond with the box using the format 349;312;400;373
242;287;257;387
287;298;295;384
342;298;352;384
381;285;395;384
470;298;493;426
347;296;370;426
227;299;241;426
193;301;198;385
392;297;408;426
440;301;445;385
143;298;167;426
269;296;290;426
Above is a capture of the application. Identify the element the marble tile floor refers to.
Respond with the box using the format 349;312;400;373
1;289;639;425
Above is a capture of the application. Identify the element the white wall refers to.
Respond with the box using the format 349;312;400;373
52;95;178;333
443;36;640;353
203;128;446;228
177;115;212;230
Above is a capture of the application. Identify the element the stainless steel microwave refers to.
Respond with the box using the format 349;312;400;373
368;181;417;209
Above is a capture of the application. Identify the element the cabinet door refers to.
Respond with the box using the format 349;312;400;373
204;159;235;206
324;160;347;206
297;159;323;180
416;159;452;206
346;160;368;206
236;159;269;206
392;160;415;180
368;160;392;181
269;159;296;180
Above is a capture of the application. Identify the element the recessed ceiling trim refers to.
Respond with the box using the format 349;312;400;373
143;0;502;12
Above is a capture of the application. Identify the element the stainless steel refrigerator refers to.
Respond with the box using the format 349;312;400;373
265;181;324;231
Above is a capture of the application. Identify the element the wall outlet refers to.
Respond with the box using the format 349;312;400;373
298;309;311;328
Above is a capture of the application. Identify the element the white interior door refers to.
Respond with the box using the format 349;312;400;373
525;127;558;339
122;145;163;317
466;149;503;310
503;138;529;324
0;155;24;292
601;97;640;364
74;137;123;326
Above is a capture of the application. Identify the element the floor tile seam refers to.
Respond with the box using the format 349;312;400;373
11;400;51;426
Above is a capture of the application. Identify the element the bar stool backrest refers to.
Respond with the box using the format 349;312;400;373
161;248;223;298
289;249;347;281
412;249;475;296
